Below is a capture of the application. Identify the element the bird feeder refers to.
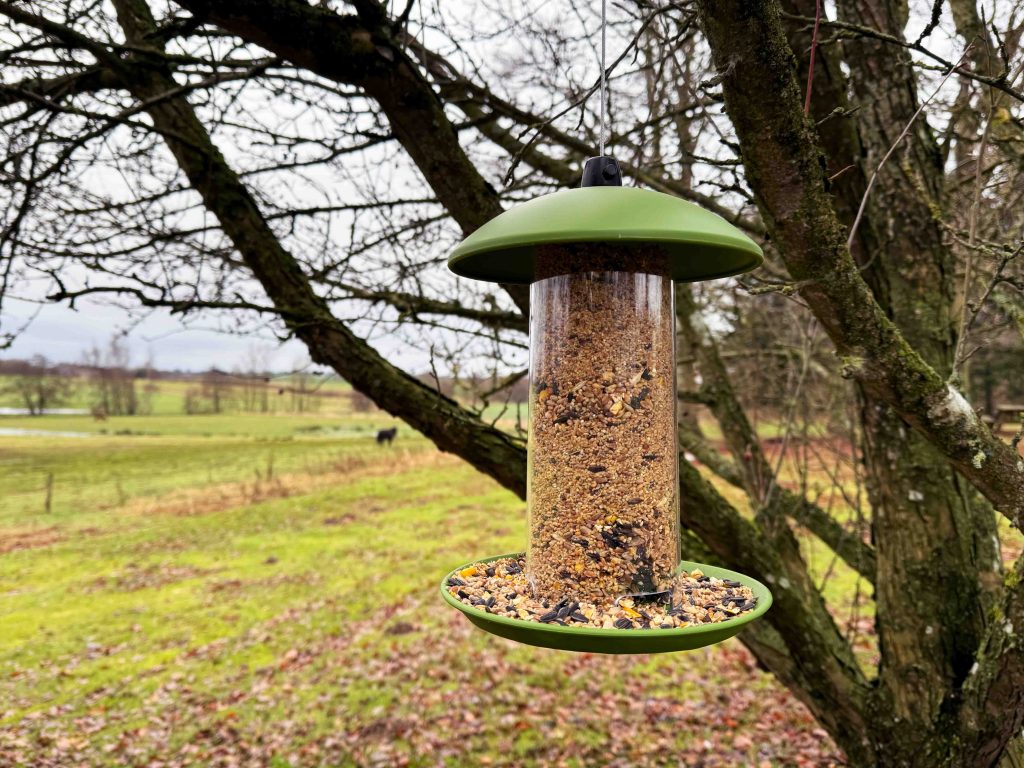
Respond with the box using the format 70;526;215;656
441;157;772;653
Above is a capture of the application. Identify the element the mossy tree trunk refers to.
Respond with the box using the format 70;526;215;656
801;0;1000;756
698;0;1021;764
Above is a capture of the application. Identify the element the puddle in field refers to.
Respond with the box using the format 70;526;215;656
0;405;91;436
0;408;91;436
0;428;91;438
0;408;88;415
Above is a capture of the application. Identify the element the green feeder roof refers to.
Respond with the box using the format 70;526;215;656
448;185;763;284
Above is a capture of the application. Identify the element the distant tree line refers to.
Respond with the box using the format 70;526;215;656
81;337;151;417
183;369;325;415
0;355;74;415
0;338;149;416
0;353;534;418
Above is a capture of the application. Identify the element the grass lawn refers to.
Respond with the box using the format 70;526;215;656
0;375;355;417
0;412;844;767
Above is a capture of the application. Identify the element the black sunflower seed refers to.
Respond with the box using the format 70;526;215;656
570;612;588;623
614;618;633;629
539;610;559;622
587;464;606;473
448;577;466;587
600;530;625;548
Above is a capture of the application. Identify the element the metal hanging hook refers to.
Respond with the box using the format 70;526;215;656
581;0;620;188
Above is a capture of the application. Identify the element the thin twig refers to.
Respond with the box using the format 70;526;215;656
783;13;1024;103
803;0;822;115
951;80;996;381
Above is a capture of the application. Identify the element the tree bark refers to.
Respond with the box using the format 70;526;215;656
948;0;1024;174
834;0;1000;742
696;0;1015;762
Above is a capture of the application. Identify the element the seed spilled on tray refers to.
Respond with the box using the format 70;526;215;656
447;556;757;631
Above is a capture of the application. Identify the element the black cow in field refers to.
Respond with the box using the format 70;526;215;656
376;427;398;445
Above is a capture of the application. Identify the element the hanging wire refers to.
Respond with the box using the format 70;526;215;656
599;0;607;156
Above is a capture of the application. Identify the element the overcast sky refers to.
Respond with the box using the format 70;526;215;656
2;294;444;373
1;296;316;371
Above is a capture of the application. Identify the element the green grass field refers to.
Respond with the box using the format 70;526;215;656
0;411;847;767
0;375;355;416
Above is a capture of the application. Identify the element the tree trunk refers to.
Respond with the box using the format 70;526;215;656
696;0;1010;762
835;0;1001;746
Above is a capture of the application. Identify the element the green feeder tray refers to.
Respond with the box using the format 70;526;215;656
441;553;772;654
448;185;763;285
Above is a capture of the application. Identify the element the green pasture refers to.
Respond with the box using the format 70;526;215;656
0;375;355;417
0;410;859;766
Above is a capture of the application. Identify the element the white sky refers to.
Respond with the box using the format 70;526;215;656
1;296;427;372
1;297;306;371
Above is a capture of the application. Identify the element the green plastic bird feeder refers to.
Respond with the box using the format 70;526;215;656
442;156;771;654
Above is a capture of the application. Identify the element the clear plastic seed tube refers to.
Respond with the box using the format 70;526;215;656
527;245;680;604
